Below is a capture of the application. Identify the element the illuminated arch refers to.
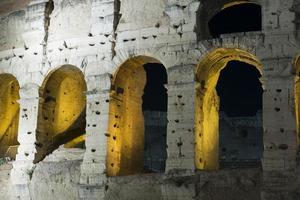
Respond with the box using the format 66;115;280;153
195;48;263;170
35;65;87;162
221;1;258;10
107;56;167;176
294;56;300;148
0;74;20;159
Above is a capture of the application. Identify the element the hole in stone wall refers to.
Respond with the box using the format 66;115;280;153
274;107;281;112
239;130;248;138
280;128;284;133
208;3;262;38
216;61;263;168
278;144;288;150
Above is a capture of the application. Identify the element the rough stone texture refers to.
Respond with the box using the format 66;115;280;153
194;169;262;200
105;174;163;200
48;0;92;42
0;0;300;199
0;163;12;200
28;148;84;200
7;150;266;200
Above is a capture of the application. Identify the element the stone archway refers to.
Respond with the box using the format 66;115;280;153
107;56;168;176
34;65;87;163
208;2;261;37
196;1;262;40
294;56;300;148
195;48;263;170
0;74;20;160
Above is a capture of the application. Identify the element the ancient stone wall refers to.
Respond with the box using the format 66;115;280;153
0;0;299;200
219;111;263;166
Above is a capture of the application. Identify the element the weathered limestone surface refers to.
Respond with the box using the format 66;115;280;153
0;0;300;199
28;148;84;200
48;0;92;42
118;0;169;31
2;149;269;200
0;163;12;200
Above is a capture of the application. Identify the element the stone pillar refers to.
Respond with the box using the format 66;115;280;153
162;64;196;200
79;74;111;200
165;65;195;172
11;84;39;200
261;59;298;199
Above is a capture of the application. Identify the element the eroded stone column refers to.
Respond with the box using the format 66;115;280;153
261;60;298;199
79;74;111;200
165;65;195;172
163;64;196;200
11;84;39;200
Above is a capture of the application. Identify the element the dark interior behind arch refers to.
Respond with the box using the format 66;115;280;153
216;60;263;117
142;63;168;112
143;63;168;173
216;60;263;168
208;3;262;38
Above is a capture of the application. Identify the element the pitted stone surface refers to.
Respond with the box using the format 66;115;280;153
0;0;299;200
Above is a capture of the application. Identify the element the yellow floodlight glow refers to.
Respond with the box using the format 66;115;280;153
35;65;86;162
0;74;20;159
195;48;262;170
106;56;162;176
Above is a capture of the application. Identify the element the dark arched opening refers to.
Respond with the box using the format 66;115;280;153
142;63;168;173
216;61;263;168
107;57;168;176
208;3;262;38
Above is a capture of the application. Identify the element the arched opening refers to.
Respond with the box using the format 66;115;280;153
195;48;263;170
107;56;168;176
208;2;262;38
217;61;263;168
0;74;20;160
35;65;87;163
143;63;168;172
